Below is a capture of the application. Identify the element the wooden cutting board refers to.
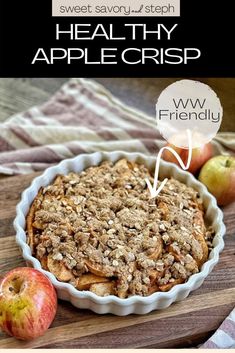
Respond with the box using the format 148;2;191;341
0;173;234;349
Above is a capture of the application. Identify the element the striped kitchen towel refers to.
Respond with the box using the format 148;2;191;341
201;310;235;348
0;78;234;347
0;78;234;175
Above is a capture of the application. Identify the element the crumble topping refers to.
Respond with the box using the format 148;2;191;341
27;159;214;298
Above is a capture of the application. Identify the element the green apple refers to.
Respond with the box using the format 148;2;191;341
199;155;235;206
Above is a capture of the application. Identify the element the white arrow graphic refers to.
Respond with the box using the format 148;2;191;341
145;129;192;199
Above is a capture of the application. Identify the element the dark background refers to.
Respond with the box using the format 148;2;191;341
0;0;234;77
0;78;234;132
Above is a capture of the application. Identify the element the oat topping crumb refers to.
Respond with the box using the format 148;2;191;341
27;159;214;298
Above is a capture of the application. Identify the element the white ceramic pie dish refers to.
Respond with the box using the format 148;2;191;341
14;151;226;315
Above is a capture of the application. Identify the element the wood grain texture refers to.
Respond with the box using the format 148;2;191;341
0;172;234;348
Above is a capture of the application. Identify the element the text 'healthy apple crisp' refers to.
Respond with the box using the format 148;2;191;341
27;159;214;298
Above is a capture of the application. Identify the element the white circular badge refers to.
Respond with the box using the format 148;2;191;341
156;79;223;148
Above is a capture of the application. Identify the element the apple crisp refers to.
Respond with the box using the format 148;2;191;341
27;159;214;298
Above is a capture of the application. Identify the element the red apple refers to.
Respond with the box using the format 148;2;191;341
162;142;213;174
0;267;57;340
199;155;235;206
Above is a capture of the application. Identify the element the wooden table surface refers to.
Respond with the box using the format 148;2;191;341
0;173;234;348
0;78;234;348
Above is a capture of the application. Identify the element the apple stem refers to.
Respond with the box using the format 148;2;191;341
225;159;231;168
